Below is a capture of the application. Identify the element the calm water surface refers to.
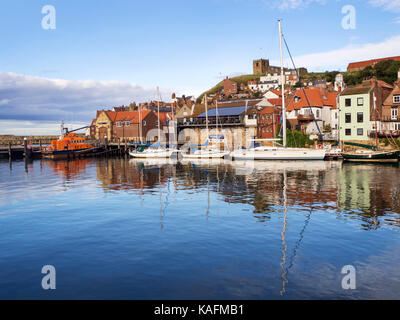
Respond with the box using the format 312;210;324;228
0;158;400;299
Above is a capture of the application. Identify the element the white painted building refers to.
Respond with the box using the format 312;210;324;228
249;71;298;93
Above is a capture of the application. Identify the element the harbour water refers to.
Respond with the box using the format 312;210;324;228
0;158;400;299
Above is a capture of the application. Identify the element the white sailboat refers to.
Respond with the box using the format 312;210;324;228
181;94;229;159
230;20;325;161
130;87;181;159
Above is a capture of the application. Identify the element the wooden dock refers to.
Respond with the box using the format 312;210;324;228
0;139;135;161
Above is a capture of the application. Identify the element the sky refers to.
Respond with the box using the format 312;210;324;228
1;0;400;134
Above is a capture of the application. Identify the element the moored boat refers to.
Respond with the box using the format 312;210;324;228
342;149;400;163
231;146;326;160
42;132;97;160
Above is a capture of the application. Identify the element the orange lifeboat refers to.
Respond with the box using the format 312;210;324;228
42;133;95;159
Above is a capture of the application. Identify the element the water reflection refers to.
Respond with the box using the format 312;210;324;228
89;158;400;231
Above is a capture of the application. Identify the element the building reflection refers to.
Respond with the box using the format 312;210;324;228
44;159;92;180
338;163;400;230
92;158;400;230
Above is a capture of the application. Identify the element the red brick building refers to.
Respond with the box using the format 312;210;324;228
223;77;238;96
94;109;159;142
257;99;282;139
347;56;400;72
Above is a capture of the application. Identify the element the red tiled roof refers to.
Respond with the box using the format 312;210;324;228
286;88;338;111
267;98;282;106
269;89;282;97
156;112;172;125
347;56;400;71
286;88;323;111
325;92;339;109
258;106;281;115
105;110;152;123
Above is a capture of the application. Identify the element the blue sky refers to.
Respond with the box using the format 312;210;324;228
0;0;400;134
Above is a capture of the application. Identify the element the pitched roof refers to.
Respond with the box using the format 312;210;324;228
340;87;372;96
258;106;281;115
269;88;282;96
104;110;152;123
347;56;400;71
383;84;400;106
286;88;331;111
156;112;172;124
324;92;339;109
268;98;283;106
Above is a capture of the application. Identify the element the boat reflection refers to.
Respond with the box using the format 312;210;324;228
92;158;400;231
44;158;92;179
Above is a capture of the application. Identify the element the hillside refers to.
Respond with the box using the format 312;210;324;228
196;74;261;104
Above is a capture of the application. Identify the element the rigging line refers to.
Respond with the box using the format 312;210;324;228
280;169;289;296
162;168;171;218
286;209;312;275
282;34;323;139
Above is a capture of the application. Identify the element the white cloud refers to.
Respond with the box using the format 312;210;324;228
271;0;327;10
0;120;89;136
0;72;174;134
369;0;400;11
273;34;400;72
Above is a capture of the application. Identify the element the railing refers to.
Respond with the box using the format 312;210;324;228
178;116;244;127
297;114;314;121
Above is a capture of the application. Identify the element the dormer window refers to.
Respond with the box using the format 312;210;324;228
394;95;400;104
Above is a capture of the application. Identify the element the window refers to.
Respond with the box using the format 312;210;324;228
357;97;364;106
116;121;122;127
394;95;400;103
357;112;363;123
345;129;351;136
345;113;351;123
143;120;146;126
345;98;351;107
125;121;130;126
357;128;363;136
316;110;320;118
335;112;338;119
392;108;398;120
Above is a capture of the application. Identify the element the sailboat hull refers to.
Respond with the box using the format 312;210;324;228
230;148;326;160
181;150;229;159
129;149;180;159
342;150;400;163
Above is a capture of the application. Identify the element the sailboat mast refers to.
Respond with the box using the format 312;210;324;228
205;94;209;142
279;20;287;148
157;87;161;143
373;91;378;149
216;100;219;133
139;105;143;144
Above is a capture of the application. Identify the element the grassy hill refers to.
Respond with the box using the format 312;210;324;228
196;74;262;104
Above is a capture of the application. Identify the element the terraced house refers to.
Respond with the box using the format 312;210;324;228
94;109;159;142
286;88;339;140
381;72;400;136
338;79;393;141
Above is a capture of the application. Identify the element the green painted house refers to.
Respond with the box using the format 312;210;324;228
339;87;372;141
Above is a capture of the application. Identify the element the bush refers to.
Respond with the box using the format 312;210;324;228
276;129;312;148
